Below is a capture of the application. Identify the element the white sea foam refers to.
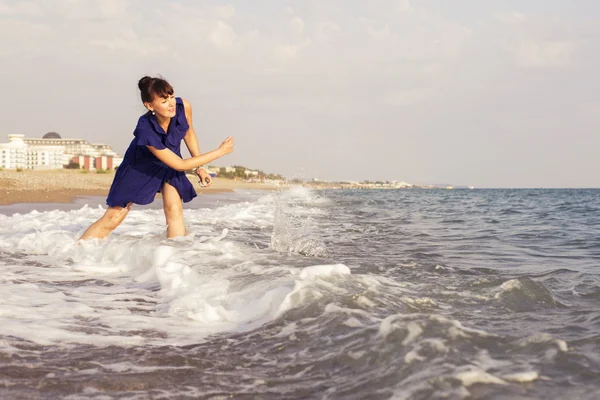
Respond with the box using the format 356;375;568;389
495;278;522;297
0;190;350;347
297;264;350;280
454;367;508;387
276;265;353;316
501;371;539;383
516;332;569;352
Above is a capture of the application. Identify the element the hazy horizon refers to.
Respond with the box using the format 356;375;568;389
1;0;598;188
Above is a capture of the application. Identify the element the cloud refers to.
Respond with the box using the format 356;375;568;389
209;20;237;48
491;11;578;68
0;19;54;57
39;0;98;20
0;0;42;16
365;23;391;40
396;0;414;13
313;21;341;43
382;87;437;106
89;29;172;58
290;17;305;36
507;39;575;67
98;0;132;18
276;38;311;60
495;11;527;25
214;4;235;19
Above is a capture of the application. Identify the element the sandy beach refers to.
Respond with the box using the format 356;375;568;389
0;169;282;206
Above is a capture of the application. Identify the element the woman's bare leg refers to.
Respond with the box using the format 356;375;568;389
79;203;132;241
162;182;186;238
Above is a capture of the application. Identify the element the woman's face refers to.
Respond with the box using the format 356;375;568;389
147;94;176;118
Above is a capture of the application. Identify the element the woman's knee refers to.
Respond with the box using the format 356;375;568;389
163;202;183;220
102;205;131;230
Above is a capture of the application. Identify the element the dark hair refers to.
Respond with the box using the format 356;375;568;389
138;76;174;104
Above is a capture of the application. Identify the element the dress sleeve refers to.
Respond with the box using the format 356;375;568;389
135;121;167;150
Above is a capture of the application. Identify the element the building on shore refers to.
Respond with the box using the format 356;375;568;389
0;134;64;170
0;132;122;171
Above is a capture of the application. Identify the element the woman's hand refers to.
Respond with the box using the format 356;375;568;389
219;136;234;156
197;168;212;187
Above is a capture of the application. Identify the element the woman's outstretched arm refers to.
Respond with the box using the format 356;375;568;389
147;136;233;172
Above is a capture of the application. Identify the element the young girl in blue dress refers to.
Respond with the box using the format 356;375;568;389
80;76;234;240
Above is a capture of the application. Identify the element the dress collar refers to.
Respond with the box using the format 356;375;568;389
148;113;168;135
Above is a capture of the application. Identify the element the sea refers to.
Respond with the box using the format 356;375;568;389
0;187;599;399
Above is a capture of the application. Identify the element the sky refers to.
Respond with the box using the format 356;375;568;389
1;0;598;188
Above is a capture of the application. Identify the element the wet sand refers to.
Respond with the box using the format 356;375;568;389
0;169;282;206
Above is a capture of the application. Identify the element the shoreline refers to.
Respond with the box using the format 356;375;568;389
0;170;282;206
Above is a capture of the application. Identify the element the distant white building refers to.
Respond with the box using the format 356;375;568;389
0;134;64;170
0;132;122;170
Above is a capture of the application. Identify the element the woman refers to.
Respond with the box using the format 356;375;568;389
80;76;234;241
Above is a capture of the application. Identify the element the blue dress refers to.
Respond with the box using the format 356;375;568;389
106;97;197;207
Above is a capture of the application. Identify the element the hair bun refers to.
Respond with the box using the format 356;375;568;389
138;76;153;91
138;75;173;104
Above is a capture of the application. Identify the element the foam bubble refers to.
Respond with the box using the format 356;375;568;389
501;371;539;383
454;368;507;387
494;277;563;311
298;264;351;280
402;321;423;345
516;332;569;352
